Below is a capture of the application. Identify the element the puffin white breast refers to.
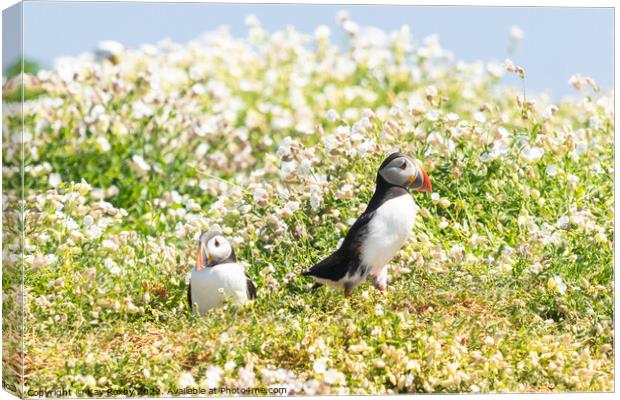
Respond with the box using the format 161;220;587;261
361;194;417;275
190;262;250;314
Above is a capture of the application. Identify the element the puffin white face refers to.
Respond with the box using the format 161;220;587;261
195;232;234;271
206;235;232;263
378;154;432;192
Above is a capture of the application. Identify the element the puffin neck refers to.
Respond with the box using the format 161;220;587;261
205;251;237;268
365;174;409;213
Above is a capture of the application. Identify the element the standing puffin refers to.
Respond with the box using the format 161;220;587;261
302;152;432;297
188;231;257;314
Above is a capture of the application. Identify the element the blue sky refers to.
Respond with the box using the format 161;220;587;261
5;2;614;98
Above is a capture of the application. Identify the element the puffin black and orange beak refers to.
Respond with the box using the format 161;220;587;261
417;168;432;192
409;167;432;192
195;243;205;271
195;242;212;271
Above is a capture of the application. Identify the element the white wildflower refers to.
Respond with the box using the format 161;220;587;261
473;112;487;123
101;240;118;251
203;365;223;388
195;143;209;158
130;155;151;176
450;244;465;263
95;40;124;60
510;25;524;41
237;365;255;386
49;173;61;188
281;201;300;218
520;146;544;163
323;369;346;385
132;100;154;119
82;215;94;228
313;357;327;374
545;164;559;177
96;136;111;152
178;372;195;388
528;263;543;274
244;14;260;28
224;360;237;371
547;275;567;295
315;25;331;40
104;258;121;275
326;109;340;122
505;58;516;73
302;379;321;395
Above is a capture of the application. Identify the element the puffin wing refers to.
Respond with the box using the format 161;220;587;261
302;250;346;280
302;210;375;281
246;274;257;299
340;209;376;252
187;283;193;311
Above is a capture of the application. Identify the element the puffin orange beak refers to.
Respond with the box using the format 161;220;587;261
195;243;208;271
409;168;432;192
418;168;432;192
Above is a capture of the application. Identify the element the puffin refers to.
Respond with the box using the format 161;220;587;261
302;152;432;297
188;231;257;314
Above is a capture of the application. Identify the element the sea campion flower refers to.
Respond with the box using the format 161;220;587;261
505;58;526;79
520;145;544;163
545;164;559;177
569;75;599;92
547;276;568;295
326;109;340;122
177;372;196;388
510;26;525;41
203;366;223;388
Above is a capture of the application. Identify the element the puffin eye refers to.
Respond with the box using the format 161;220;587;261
400;161;408;170
214;239;220;247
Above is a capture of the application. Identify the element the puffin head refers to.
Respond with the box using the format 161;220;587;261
377;152;432;192
195;231;236;271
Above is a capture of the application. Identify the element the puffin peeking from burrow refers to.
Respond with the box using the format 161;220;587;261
302;152;432;297
188;231;257;314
